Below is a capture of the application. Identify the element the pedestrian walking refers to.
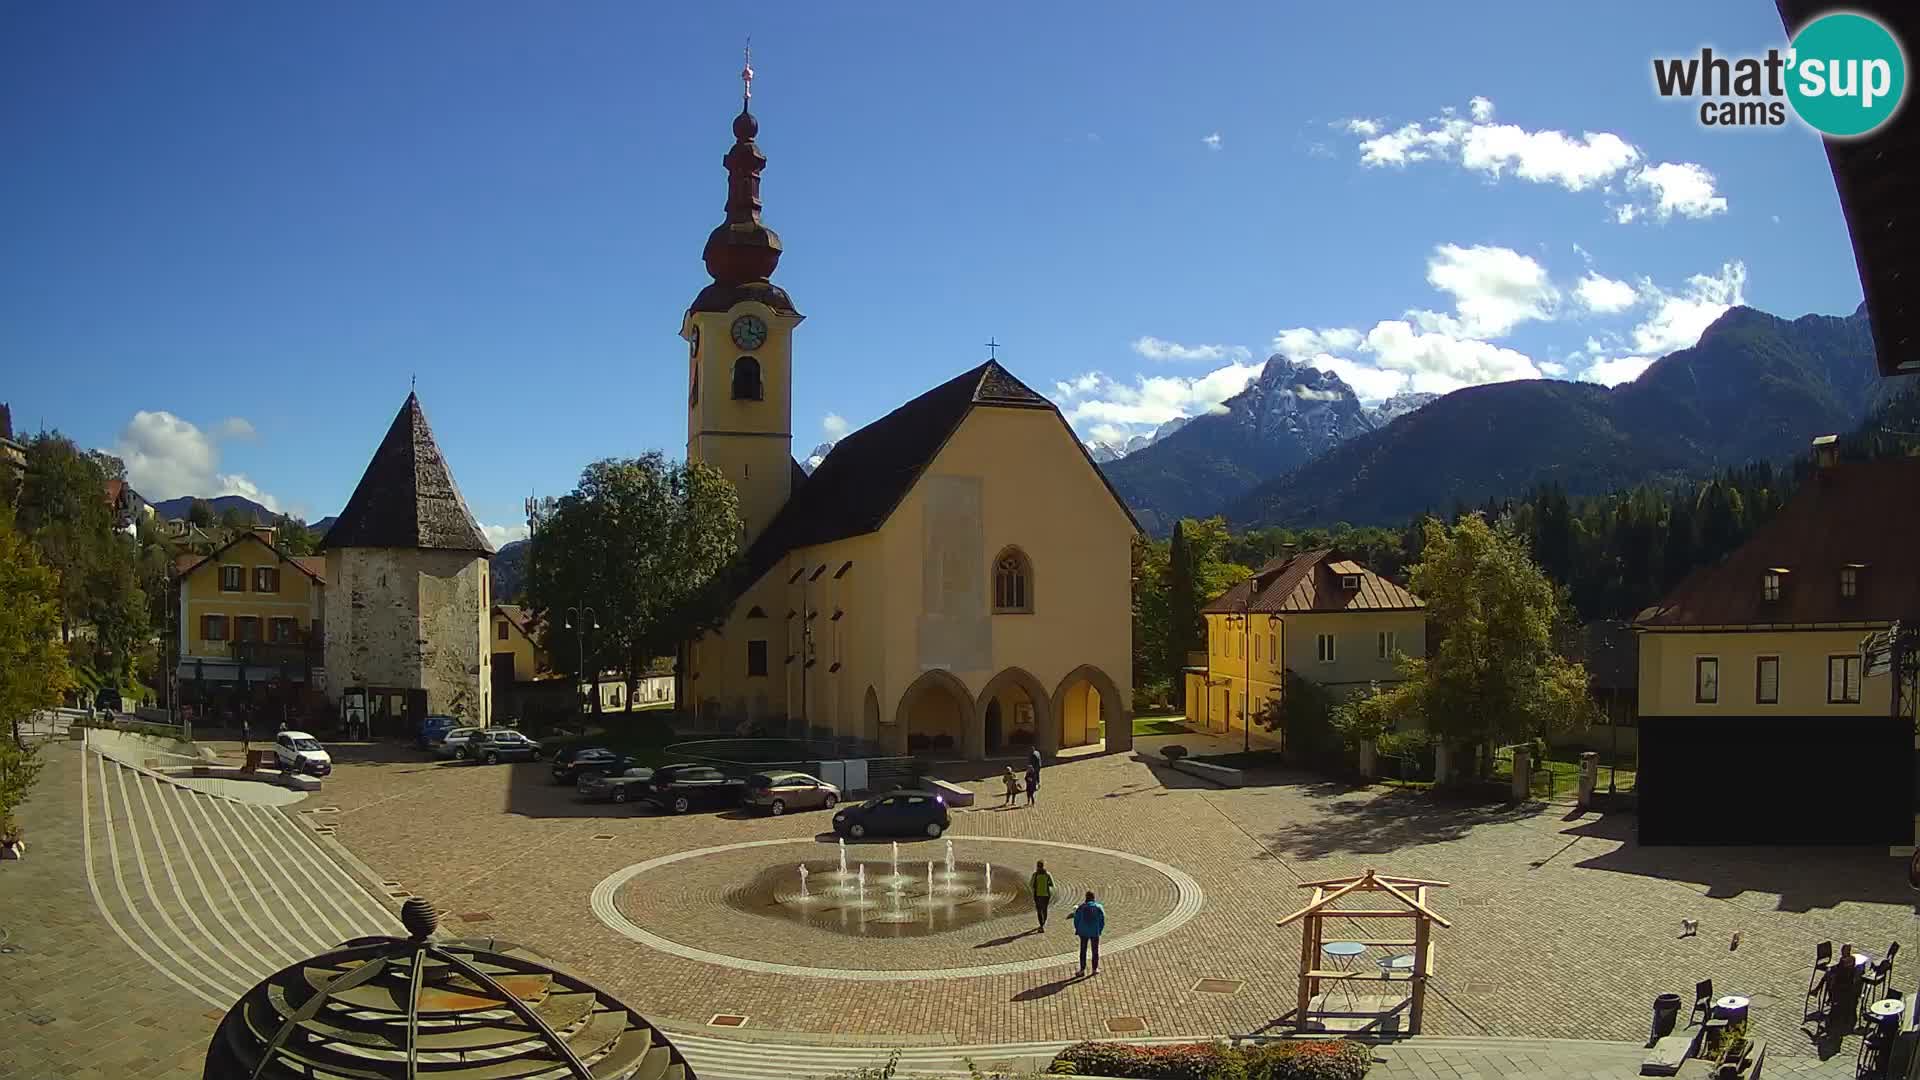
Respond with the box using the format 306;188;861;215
1072;890;1105;975
1028;745;1042;775
1024;767;1038;807
1001;766;1020;807
1030;861;1054;931
240;717;251;753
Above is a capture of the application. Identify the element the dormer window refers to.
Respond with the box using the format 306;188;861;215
1340;575;1360;591
1841;564;1864;598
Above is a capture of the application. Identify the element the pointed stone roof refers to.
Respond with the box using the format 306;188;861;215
323;393;493;554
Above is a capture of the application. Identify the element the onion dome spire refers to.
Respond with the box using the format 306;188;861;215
703;40;782;287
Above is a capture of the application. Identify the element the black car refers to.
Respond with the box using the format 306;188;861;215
642;764;746;814
578;767;657;803
831;789;951;839
551;746;636;785
95;688;122;716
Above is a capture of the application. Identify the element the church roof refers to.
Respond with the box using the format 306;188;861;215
322;393;493;555
741;360;1139;583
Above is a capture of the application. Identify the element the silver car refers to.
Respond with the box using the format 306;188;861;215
743;770;841;816
436;727;482;759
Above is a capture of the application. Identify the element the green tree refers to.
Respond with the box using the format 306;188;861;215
16;433;115;640
218;505;252;532
525;454;742;712
1342;515;1597;781
187;499;215;527
0;504;71;842
1164;520;1196;705
274;515;318;556
1130;535;1171;709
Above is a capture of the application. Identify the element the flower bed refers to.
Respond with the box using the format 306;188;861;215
1051;1039;1372;1079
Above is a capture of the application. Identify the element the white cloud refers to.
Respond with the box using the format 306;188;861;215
1421;244;1559;337
1364;319;1543;394
1771;214;1781;225
1313;354;1411;401
1056;360;1264;434
1131;336;1251;363
1625;162;1728;221
1630;260;1747;355
1538;360;1569;377
1581;355;1655;386
1574;271;1638;314
110;410;280;510
1201;132;1223;151
1272;327;1364;358
821;413;850;440
1340;98;1725;220
481;522;530;548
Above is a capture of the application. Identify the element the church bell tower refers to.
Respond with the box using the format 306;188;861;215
682;48;802;546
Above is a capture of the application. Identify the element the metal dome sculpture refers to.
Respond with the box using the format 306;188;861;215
204;897;696;1079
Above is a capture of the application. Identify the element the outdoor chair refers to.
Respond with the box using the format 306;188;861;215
1689;979;1713;1027
1858;1022;1892;1077
1866;958;1894;1001
1887;942;1901;986
1809;941;1835;1004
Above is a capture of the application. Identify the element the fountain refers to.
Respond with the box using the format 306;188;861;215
857;864;866;905
944;839;955;877
798;865;809;898
838;838;847;875
738;847;1022;938
927;861;935;897
891;841;900;878
984;861;992;895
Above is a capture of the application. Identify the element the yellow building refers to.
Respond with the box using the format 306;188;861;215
172;527;328;716
491;604;546;682
1633;445;1919;846
1186;550;1426;741
677;86;1138;759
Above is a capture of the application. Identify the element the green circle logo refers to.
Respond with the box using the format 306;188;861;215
1787;12;1907;137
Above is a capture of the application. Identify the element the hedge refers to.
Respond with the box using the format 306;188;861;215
1050;1039;1371;1080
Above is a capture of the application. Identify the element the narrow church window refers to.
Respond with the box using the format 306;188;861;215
747;640;768;677
732;357;763;400
992;548;1033;613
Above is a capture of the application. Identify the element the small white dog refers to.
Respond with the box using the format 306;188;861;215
1680;918;1699;937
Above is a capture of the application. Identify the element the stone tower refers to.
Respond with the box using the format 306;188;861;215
322;393;494;731
681;56;804;546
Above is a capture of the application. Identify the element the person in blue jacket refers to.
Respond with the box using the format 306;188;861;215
1071;890;1106;976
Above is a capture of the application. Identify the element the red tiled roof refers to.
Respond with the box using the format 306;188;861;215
1637;457;1920;628
292;556;327;584
1202;549;1424;615
105;478;125;504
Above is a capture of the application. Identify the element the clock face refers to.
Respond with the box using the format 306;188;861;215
730;314;768;351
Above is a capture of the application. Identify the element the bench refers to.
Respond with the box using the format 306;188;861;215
1170;759;1243;788
928;778;975;808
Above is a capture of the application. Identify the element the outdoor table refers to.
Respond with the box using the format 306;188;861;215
1713;995;1751;1024
1321;942;1366;1008
1868;998;1905;1023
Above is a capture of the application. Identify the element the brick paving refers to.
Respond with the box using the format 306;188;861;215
1;728;1909;1078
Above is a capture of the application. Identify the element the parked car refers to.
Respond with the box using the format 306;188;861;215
642;764;746;814
579;767;656;803
744;771;841;816
416;714;461;749
437;727;483;759
94;688;123;717
274;731;333;777
831;789;949;839
551;746;635;785
466;729;541;765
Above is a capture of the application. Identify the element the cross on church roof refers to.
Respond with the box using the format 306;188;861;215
984;337;1001;360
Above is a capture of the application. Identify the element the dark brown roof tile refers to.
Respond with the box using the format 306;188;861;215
322;393;492;554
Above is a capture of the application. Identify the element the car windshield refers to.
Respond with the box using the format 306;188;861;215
859;797;884;810
622;768;652;777
291;738;321;751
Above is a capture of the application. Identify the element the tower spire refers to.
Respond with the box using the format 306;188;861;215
742;38;753;109
703;47;782;287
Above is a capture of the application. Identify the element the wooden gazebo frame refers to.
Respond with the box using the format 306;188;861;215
1275;868;1451;1032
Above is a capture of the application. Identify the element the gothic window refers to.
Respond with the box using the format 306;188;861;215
731;356;763;400
992;548;1032;613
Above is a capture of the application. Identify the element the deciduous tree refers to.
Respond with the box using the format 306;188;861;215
0;504;71;841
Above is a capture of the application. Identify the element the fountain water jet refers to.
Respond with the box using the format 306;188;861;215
891;841;900;878
944;838;955;877
798;865;809;898
838;839;848;875
858;864;866;906
984;861;992;895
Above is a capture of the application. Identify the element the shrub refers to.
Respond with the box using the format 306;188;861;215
1161;744;1188;762
1375;729;1431;759
1238;1040;1372;1080
1051;1041;1233;1080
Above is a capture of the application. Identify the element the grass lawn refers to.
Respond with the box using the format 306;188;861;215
1132;717;1191;737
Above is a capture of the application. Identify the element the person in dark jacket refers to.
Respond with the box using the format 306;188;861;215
1028;746;1043;775
1822;942;1864;1034
1024;767;1038;807
1072;890;1106;975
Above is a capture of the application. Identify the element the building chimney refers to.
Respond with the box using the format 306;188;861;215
1812;434;1839;469
251;525;277;547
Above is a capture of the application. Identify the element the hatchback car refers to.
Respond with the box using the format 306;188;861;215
551;746;634;785
642;764;746;814
744;771;841;816
831;789;949;839
436;727;483;759
273;731;333;777
416;714;461;749
467;729;541;764
579;767;656;803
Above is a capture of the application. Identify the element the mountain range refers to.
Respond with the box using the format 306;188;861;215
1211;304;1907;531
148;494;281;525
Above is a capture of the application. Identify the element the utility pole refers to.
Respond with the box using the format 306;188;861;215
566;606;598;716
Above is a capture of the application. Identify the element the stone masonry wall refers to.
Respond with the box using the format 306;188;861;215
415;550;489;727
323;548;489;727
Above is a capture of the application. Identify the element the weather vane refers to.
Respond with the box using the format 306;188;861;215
742;38;754;104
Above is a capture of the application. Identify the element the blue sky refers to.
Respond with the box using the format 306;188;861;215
0;1;1868;542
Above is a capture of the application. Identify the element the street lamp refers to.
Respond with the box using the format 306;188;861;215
564;607;599;713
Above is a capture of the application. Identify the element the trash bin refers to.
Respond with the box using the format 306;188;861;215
1653;993;1683;1039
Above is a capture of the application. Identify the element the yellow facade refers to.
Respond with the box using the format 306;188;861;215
1189;605;1427;737
1636;628;1892;716
686;385;1136;759
490;608;544;682
177;532;325;678
682;301;802;545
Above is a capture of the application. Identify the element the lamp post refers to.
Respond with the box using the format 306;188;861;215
564;607;599;714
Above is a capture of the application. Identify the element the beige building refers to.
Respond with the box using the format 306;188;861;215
676;91;1138;759
1633;445;1919;845
322;393;494;734
1186;550;1427;740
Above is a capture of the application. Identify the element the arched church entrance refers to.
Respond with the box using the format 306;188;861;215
894;670;972;758
862;686;881;744
975;667;1052;759
1052;665;1125;752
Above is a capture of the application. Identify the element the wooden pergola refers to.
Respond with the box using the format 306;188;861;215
1275;868;1451;1032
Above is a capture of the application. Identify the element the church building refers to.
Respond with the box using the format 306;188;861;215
678;68;1139;760
322;392;495;734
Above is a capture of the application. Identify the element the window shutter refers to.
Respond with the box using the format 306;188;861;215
1848;658;1861;701
200;614;210;640
1757;658;1778;703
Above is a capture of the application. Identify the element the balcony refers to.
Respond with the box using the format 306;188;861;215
229;635;323;670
